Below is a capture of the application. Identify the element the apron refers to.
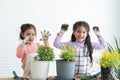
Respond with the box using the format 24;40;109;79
23;44;38;78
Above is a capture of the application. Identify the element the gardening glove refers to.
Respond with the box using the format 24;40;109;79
40;30;51;42
93;26;101;37
60;24;69;34
20;36;30;46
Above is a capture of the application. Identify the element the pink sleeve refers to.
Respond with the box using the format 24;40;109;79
36;42;41;48
16;45;25;58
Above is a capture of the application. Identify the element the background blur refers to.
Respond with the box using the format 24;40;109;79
0;0;120;77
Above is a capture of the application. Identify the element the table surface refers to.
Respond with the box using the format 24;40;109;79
0;76;102;80
0;78;28;80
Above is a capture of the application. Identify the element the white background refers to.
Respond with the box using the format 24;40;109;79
0;0;120;77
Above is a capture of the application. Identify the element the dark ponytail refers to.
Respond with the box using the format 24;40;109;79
71;33;76;42
85;34;93;63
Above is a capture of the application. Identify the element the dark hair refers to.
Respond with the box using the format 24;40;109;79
71;21;93;63
19;23;36;40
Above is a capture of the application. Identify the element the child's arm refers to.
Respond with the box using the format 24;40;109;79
53;24;70;48
16;45;25;58
92;26;106;49
16;36;30;58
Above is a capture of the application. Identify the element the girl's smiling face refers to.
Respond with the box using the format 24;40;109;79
74;26;88;42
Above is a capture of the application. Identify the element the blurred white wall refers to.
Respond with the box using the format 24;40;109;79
0;0;120;77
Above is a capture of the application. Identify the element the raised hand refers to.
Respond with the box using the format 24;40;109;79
93;26;101;37
40;30;51;42
60;24;69;34
20;36;30;46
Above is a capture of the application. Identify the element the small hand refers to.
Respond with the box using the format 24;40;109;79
93;26;101;37
20;36;30;46
40;30;51;42
60;24;69;34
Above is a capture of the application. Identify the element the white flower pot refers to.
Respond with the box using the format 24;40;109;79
31;61;50;80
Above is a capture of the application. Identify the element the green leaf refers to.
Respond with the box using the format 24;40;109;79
36;45;54;61
107;42;114;52
114;38;120;53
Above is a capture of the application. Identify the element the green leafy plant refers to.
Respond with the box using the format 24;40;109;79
34;45;54;61
60;45;77;62
103;38;120;79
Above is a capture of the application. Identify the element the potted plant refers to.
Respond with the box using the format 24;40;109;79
100;50;119;80
99;38;120;80
56;45;77;80
107;38;120;80
30;45;54;80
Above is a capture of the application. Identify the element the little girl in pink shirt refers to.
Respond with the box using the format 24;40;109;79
16;23;51;78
